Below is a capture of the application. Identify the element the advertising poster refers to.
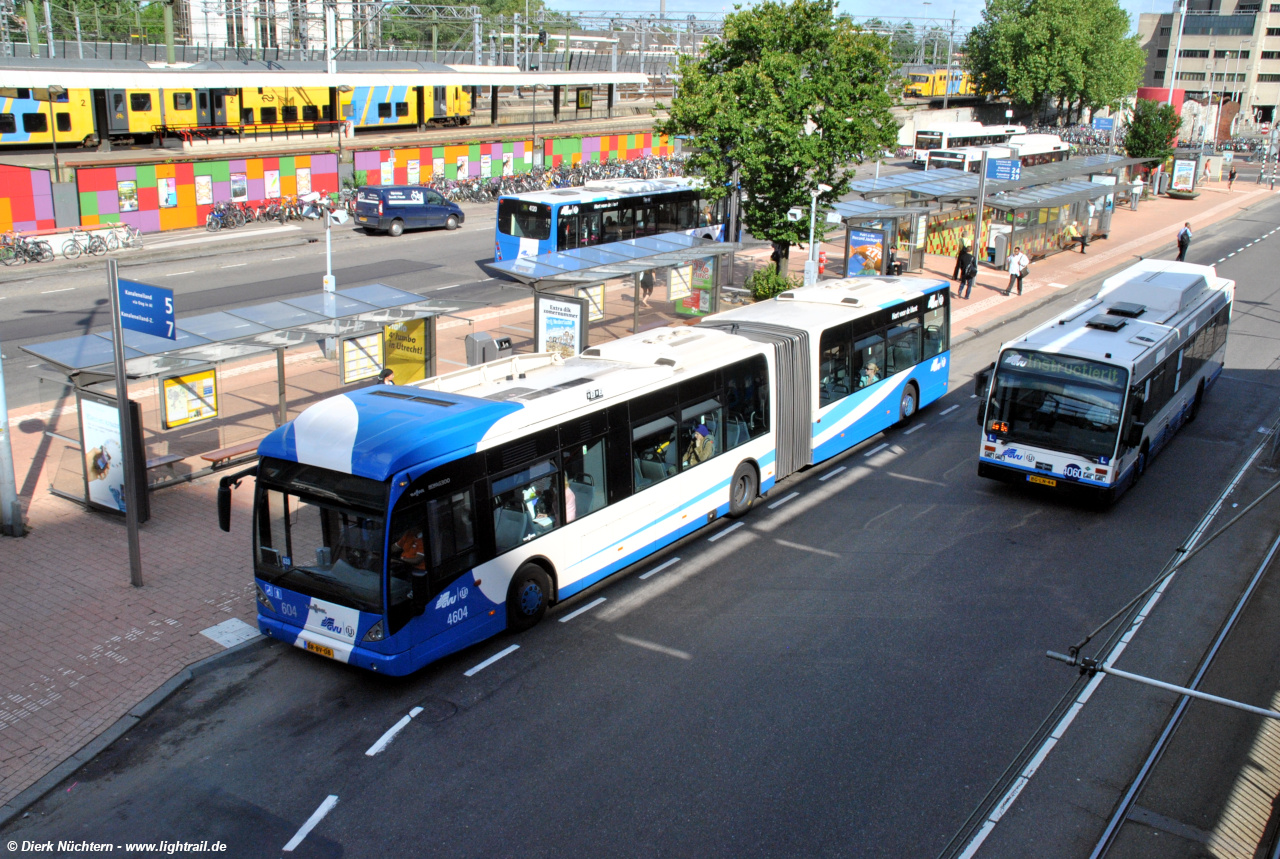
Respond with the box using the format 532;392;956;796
1172;159;1197;192
433;157;445;178
846;228;886;276
1090;174;1117;210
481;154;492;177
384;318;431;384
535;294;586;358
676;257;715;317
406;160;420;185
502;152;514;176
341;332;384;384
296;167;312;196
194;175;213;206
80;397;127;514
117;180;139;213
380;161;394;186
456;155;469;178
230;173;248;202
157;176;178;209
668;265;693;302
578;284;605;322
264;169;281;199
577;88;593;111
162;368;218;429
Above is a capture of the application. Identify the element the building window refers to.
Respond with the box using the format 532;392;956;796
1215;49;1249;58
1239;2;1261;10
1272;3;1280;10
1179;49;1210;57
1177;71;1208;80
1269;27;1280;34
130;93;151;111
1157;49;1169;57
1154;70;1166;79
1161;27;1172;35
1259;73;1280;80
1262;50;1280;58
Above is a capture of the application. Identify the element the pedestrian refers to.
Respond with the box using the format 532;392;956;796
1228;164;1238;190
1006;246;1029;296
377;367;395;385
1176;222;1192;261
640;269;655;307
953;242;977;300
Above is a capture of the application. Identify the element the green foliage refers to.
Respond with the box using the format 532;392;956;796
746;265;801;301
965;0;1144;114
345;170;368;190
1125;99;1182;164
658;0;898;263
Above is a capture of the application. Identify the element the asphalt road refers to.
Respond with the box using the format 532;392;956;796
5;195;1280;857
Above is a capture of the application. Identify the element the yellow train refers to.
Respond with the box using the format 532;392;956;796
0;83;472;147
903;70;976;99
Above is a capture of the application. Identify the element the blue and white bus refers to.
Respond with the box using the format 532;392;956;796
221;276;950;675
975;259;1232;503
494;177;727;261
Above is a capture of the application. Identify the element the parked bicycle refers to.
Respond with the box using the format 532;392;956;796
1;233;54;265
61;229;108;260
206;201;239;232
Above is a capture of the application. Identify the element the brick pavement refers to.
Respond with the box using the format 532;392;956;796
0;177;1273;815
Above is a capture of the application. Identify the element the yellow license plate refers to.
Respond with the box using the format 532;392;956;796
1028;475;1057;487
305;641;334;659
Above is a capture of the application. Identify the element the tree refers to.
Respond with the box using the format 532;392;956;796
658;0;898;269
1125;98;1181;164
965;0;1144;120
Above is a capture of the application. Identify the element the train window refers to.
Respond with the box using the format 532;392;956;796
56;112;70;132
378;103;392;118
22;113;47;133
241;108;254;124
0;114;15;133
260;107;277;123
302;105;319;121
395;102;409;117
322;105;334;120
130;93;151;112
282;105;298;122
172;92;192;110
200;92;209;110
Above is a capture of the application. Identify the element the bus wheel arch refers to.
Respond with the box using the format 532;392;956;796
898;381;920;423
1133;440;1150;487
506;560;555;632
1188;380;1205;422
728;460;760;519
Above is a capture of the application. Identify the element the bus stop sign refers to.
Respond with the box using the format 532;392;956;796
1093;117;1115;131
986;158;1022;181
117;279;176;340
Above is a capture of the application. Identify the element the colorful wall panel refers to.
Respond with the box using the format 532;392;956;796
355;133;674;185
0;164;56;234
75;154;338;233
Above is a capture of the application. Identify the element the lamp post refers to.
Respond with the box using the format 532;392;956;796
528;69;540;168
335;83;352;164
804;183;832;286
47;84;65;183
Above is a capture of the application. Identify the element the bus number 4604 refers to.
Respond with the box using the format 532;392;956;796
447;606;468;625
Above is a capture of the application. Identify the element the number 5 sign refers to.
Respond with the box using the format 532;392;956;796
117;278;176;340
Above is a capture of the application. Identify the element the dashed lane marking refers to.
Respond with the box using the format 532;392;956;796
282;795;339;852
464;644;520;677
708;521;744;542
164;270;195;276
40;287;74;294
864;442;890;457
559;597;606;623
768;491;800;509
221;263;246;268
819;466;847;481
904;422;927;435
364;706;425;757
941;405;960;416
639;557;680;580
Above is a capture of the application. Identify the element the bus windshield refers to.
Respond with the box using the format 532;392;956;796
498;199;552;240
254;461;387;614
915;131;943;150
987;350;1128;460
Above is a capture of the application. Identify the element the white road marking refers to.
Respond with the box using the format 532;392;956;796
464;644;520;677
819;466;847;481
941;405;960;416
221;262;246;268
639;557;681;580
559;596;607;623
708;521;744;542
165;270;195;276
768;491;800;509
365;712;413;757
615;634;692;660
40;287;74;294
282;795;339;852
434;283;461;290
271;255;296;260
1229;252;1237;257
904;422;927;435
1218;258;1227;263
1048;282;1069;289
864;442;890;457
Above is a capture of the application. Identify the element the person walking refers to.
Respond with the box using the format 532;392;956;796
1176;222;1192;261
1228;164;1238;190
1006;246;1029;296
953;243;977;300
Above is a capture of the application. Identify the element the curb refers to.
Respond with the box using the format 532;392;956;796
0;635;272;829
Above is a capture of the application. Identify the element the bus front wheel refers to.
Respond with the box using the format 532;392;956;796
728;462;758;519
507;564;551;632
898;382;919;423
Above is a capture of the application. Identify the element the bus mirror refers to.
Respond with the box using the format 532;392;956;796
411;569;430;614
974;362;994;396
217;485;232;532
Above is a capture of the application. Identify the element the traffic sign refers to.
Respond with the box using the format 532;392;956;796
117;279;176;340
1093;117;1115;131
986;158;1022;181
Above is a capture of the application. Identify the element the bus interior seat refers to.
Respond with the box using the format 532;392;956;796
634;459;652;490
639;459;667;484
569;480;594;514
494;506;533;549
725;418;748;448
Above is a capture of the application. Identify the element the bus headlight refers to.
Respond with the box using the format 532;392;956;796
363;620;385;642
255;583;275;613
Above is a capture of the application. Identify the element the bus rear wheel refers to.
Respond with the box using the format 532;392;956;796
507;564;551;632
728;462;758;519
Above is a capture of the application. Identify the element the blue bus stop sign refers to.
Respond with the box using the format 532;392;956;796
1093;117;1115;131
117;279;176;340
986;158;1022;181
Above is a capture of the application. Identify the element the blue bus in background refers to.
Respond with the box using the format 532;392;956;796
494;177;726;261
220;277;949;675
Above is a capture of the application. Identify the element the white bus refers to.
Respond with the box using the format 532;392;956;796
974;259;1232;503
912;122;1026;167
926;134;1070;173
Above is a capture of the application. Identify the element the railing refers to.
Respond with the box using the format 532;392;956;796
154;120;342;145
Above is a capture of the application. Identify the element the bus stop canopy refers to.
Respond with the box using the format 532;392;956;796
986;179;1134;211
857;154;1144;203
487;233;740;289
22;283;478;380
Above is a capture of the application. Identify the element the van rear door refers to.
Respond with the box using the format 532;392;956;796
354;189;383;226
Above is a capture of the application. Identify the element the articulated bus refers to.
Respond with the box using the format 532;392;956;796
912;122;1026;167
974;260;1232;503
494;177;726;261
221;276;951;674
926;134;1070;172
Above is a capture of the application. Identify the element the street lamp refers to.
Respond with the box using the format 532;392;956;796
804;183;832;286
528;67;540;168
335;83;353;163
47;85;66;183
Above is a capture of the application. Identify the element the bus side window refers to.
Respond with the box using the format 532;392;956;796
923;302;948;359
491;458;562;554
724;355;770;444
818;323;853;407
886;318;922;376
853;333;886;389
632;414;678;490
563;438;608;520
558;214;578;250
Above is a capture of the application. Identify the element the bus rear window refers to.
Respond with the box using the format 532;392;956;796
498;199;551;240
